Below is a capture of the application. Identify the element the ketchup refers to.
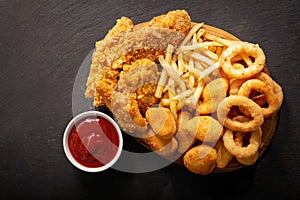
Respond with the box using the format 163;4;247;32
68;116;120;168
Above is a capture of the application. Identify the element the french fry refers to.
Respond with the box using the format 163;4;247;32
180;41;223;51
204;32;238;46
215;46;224;57
177;22;204;51
177;53;186;75
168;79;177;120
166;44;175;64
184;51;215;67
198;61;221;81
155;69;168;98
196;28;206;41
172;88;195;101
160;98;170;107
159;56;186;91
191;79;205;106
157;22;228;133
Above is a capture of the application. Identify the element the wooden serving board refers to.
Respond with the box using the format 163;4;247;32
131;22;279;172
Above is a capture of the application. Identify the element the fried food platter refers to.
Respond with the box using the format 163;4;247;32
85;10;283;174
134;22;279;172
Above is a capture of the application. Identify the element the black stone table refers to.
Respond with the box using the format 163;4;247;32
1;1;299;199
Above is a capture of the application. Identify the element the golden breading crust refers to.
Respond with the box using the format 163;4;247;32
90;28;185;106
110;59;159;135
85;10;191;101
94;49;165;107
103;17;134;41
142;128;179;157
145;107;177;139
183;116;223;143
147;10;191;34
85;17;134;98
183;144;217;175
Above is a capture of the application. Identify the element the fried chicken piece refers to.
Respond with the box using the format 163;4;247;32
147;10;191;34
143;128;178;157
94;49;164;107
118;58;159;123
86;10;191;100
183;144;217;175
110;59;159;135
127;83;159;128
117;59;159;92
94;58;124;108
111;91;148;135
145;107;177;139
134;83;158;114
104;17;133;40
86;17;134;98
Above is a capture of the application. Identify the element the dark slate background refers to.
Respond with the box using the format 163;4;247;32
1;0;299;199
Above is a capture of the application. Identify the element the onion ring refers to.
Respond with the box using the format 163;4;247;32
229;78;267;106
236;152;258;166
254;72;283;110
229;78;249;95
233;131;259;165
220;42;265;79
228;116;259;165
222;127;262;158
238;79;279;117
217;95;264;132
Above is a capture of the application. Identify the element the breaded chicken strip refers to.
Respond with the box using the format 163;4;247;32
147;10;191;34
86;10;191;101
85;17;134;98
94;48;166;107
110;59;159;134
103;17;134;41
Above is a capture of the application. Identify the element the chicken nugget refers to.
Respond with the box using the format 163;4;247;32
183;144;217;175
143;129;178;157
145;107;177;139
176;128;197;154
198;78;229;114
175;111;196;153
183;116;223;143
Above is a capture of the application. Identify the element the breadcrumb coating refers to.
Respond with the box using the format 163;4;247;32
147;10;191;34
85;10;191;99
86;17;134;98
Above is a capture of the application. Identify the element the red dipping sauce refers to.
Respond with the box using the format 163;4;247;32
68;116;120;168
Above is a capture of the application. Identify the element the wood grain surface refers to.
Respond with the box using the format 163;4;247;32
1;0;300;199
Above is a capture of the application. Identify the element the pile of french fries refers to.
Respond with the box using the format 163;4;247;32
155;23;226;120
